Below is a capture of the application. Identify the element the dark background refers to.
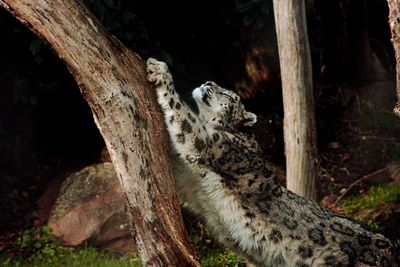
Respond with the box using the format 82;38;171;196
0;0;399;244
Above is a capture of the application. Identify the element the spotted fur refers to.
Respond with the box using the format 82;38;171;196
146;58;398;267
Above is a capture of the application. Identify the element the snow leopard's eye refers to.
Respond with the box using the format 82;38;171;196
221;92;234;101
204;81;215;87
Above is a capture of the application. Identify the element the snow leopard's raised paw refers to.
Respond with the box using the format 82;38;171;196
146;58;170;86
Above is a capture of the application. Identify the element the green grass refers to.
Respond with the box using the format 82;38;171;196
339;183;400;214
5;182;398;267
0;243;245;267
1;244;245;267
338;183;400;231
189;223;246;267
0;223;247;267
0;226;140;267
0;247;140;267
200;249;246;267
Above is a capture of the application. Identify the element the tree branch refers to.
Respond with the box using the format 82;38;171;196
0;0;199;266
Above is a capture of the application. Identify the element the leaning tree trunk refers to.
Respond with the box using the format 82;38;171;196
273;0;318;200
387;0;400;117
0;0;200;266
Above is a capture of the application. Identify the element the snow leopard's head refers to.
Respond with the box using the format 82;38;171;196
192;81;257;129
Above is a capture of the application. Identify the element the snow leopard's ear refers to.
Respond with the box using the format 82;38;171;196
241;111;257;127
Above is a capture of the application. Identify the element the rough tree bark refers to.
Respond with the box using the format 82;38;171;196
272;0;318;200
387;0;400;117
0;0;200;266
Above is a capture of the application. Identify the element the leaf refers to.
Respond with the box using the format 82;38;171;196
103;0;114;9
30;93;39;106
96;1;106;19
19;235;31;248
124;31;134;41
255;16;265;28
261;2;271;14
159;50;173;65
29;39;43;55
243;13;256;26
123;11;137;24
235;1;256;13
107;21;123;32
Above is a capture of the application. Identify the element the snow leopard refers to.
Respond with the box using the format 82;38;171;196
146;58;398;267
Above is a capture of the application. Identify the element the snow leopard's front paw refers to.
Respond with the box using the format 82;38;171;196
146;58;170;86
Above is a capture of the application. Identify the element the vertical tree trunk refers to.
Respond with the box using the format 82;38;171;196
387;0;400;116
0;0;199;266
272;0;318;200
